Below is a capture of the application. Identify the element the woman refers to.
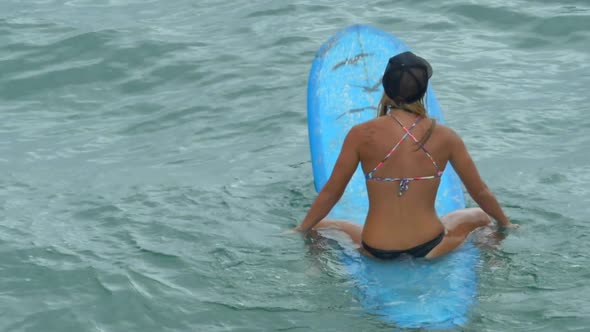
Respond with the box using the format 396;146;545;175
296;51;516;260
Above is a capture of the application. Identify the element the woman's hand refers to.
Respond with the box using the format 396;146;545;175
501;222;520;230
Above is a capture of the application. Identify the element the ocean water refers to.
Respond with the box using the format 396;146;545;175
0;1;589;331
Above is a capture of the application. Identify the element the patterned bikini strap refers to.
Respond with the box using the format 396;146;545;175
365;116;423;179
389;114;442;173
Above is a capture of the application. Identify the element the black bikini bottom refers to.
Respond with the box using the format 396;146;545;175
362;231;445;260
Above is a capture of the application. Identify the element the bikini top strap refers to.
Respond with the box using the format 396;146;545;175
389;114;442;173
365;116;423;179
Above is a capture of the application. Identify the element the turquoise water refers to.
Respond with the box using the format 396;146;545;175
0;1;589;331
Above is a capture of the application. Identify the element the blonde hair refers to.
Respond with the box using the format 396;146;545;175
377;93;427;117
377;93;436;148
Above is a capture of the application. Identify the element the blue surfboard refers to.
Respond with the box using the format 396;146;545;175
307;25;479;329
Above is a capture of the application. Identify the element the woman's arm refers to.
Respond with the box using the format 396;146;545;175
297;126;361;232
448;129;515;228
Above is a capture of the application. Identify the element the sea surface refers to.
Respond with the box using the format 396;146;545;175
0;1;589;331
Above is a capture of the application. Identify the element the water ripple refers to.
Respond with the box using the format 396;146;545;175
0;0;589;331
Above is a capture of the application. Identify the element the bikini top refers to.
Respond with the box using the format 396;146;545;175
364;114;443;196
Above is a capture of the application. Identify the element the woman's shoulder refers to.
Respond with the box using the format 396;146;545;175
354;116;390;130
432;122;464;147
345;118;383;146
347;117;462;143
347;117;383;132
433;121;457;136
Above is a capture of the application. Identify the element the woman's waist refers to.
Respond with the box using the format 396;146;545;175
365;205;438;222
362;213;444;250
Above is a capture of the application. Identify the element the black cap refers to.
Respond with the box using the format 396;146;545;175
382;51;433;104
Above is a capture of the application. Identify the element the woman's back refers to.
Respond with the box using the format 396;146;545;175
357;110;454;249
296;51;514;260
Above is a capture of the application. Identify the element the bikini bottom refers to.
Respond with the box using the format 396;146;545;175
361;231;445;260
